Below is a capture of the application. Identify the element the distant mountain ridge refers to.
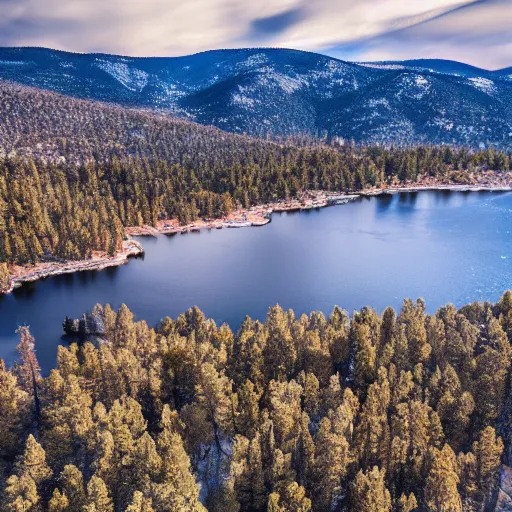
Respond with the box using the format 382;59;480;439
1;47;512;148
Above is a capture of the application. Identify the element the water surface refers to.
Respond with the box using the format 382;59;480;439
1;190;511;372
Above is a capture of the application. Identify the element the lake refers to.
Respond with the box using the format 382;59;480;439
1;190;511;373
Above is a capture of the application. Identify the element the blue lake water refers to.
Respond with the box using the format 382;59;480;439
1;190;511;372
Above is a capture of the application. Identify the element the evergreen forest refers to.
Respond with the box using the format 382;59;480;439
1;296;511;511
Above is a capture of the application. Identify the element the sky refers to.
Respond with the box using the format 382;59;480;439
1;0;511;69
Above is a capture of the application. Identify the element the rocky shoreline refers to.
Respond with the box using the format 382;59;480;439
3;239;144;295
126;191;360;237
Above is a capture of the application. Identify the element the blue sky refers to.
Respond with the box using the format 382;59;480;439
1;0;511;69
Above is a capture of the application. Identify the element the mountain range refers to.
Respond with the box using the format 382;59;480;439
1;47;512;148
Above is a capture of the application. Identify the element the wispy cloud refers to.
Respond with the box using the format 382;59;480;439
248;7;307;40
328;0;512;69
0;0;510;68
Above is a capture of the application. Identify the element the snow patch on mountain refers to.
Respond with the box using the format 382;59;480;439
256;70;304;93
237;53;268;70
359;63;406;71
152;83;187;108
299;62;363;93
95;60;148;92
431;117;455;131
395;74;431;100
415;76;428;86
325;60;350;73
467;77;496;94
231;93;255;108
368;98;391;109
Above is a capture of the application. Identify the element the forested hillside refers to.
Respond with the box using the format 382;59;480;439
0;80;287;164
1;80;512;273
1;294;511;511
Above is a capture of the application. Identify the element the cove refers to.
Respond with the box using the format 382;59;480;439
1;190;511;373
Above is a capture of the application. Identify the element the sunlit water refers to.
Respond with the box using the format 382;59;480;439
1;190;511;372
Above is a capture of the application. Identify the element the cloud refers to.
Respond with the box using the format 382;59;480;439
327;0;512;69
249;7;306;38
0;0;510;68
261;0;476;50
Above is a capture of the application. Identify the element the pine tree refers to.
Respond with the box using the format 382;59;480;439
42;373;93;468
472;427;503;510
234;379;260;439
457;451;477;504
17;434;53;487
321;373;343;414
3;473;40;512
263;306;296;381
0;261;11;292
352;323;376;388
247;435;267;510
230;434;266;511
196;363;234;446
267;482;311;512
268;379;303;453
13;326;41;398
354;369;390;469
398;299;431;367
84;475;114;512
397;492;417;512
295;412;315;490
425;444;462;512
126;491;156;512
0;361;30;463
4;435;52;512
350;466;391;512
300;373;320;419
48;488;69;512
130;432;162;497
313;416;350;511
58;465;86;511
152;408;204;511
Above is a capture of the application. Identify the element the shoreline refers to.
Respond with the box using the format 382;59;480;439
3;180;511;294
3;239;144;295
359;184;512;196
125;191;361;237
124;182;512;239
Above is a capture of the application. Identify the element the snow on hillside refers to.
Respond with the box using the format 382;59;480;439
395;74;431;100
95;60;148;92
2;47;512;148
359;63;406;70
368;98;391;109
236;53;269;70
467;77;496;94
231;86;257;108
255;69;305;93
